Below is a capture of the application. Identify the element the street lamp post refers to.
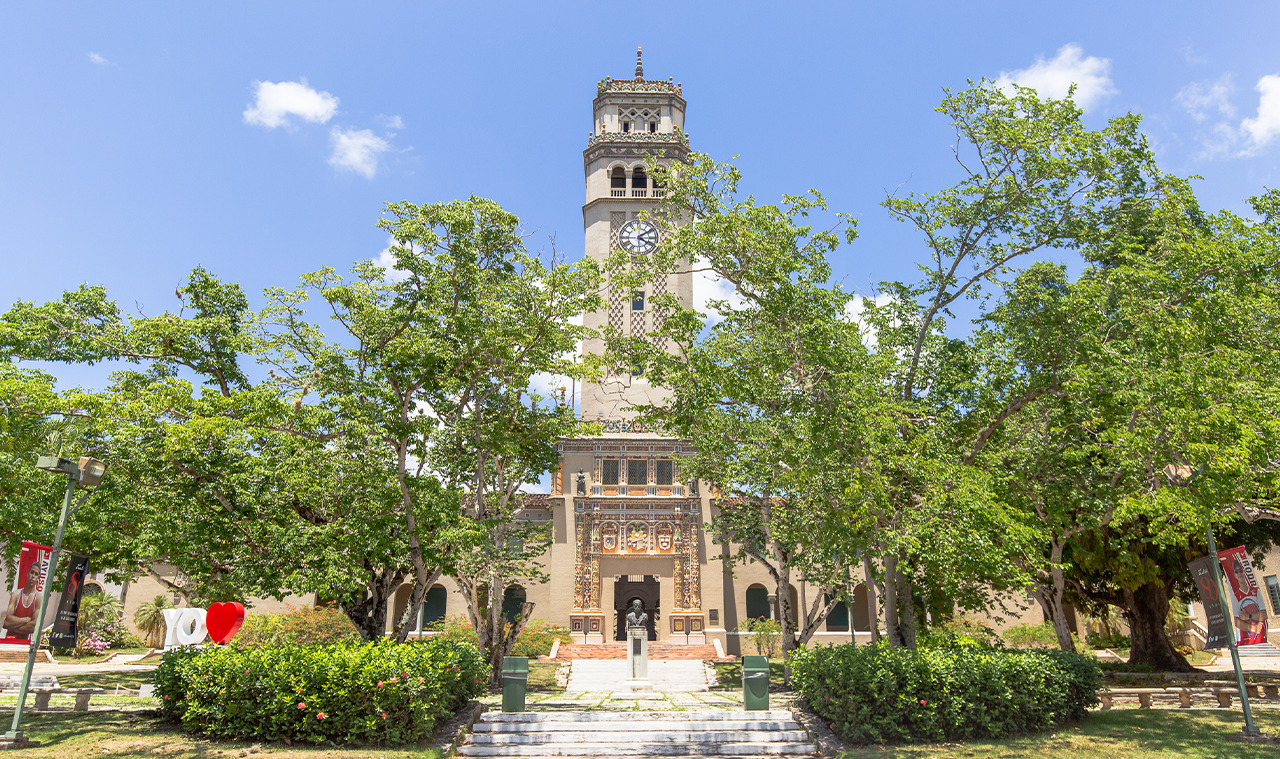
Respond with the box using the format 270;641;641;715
2;456;105;747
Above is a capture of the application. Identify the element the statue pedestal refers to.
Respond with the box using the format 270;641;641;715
624;627;652;692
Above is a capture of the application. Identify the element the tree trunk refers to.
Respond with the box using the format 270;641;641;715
1124;581;1194;672
394;565;443;643
343;568;403;641
883;554;902;647
899;570;917;649
863;556;880;643
1030;543;1076;652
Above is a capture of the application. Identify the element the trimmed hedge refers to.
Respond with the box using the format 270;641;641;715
790;642;1100;744
235;606;363;648
153;637;485;746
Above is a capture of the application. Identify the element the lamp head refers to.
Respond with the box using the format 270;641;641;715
36;456;78;475
78;457;107;488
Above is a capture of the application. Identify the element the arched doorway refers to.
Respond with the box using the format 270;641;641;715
614;576;658;641
745;584;770;620
501;586;526;625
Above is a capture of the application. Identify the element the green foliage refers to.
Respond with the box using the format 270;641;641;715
790;642;1100;744
422;615;570;658
134;595;171;648
736;617;782;658
235;606;362;648
509;620;572;658
423;615;478;648
918;615;1000;649
1001;622;1060;649
153;637;485;746
1085;631;1130;650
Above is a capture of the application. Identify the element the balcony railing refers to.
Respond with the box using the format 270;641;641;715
631;190;647;198
610;189;625;197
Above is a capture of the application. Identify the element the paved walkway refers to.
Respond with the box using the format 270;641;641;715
566;660;712;692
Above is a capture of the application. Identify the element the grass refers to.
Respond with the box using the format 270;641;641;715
0;711;447;758
1103;648;1217;667
835;708;1280;758
51;647;150;664
711;658;787;689
56;671;155;691
526;661;563;692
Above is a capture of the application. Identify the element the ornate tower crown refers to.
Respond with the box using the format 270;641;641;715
579;52;693;423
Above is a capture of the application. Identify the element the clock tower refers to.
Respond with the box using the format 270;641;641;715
548;51;710;647
579;48;693;421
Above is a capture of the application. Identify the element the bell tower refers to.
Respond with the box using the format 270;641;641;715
548;52;706;647
579;48;693;421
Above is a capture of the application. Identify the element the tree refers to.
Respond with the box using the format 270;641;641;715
606;153;875;670
858;81;1165;647
133;594;171;647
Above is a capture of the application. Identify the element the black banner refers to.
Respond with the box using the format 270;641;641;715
46;554;90;649
1189;555;1231;649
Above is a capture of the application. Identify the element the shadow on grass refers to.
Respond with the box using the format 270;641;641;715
5;712;446;758
836;708;1280;758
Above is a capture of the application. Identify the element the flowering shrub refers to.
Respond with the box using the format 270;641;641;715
153;637;485;746
235;606;362;648
423;615;571;658
790;641;1100;744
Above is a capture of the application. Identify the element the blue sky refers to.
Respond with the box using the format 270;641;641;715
3;0;1279;393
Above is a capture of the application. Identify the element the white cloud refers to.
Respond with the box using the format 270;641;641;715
329;127;390;179
1176;76;1236;121
843;292;896;347
996;44;1117;112
374;237;411;283
693;269;744;323
86;52;113;66
243;80;338;130
1241;74;1280;151
377;114;405;130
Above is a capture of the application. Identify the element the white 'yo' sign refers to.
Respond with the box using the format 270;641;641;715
162;607;208;650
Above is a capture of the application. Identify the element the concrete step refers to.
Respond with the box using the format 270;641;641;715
456;742;816;757
480;710;797;722
473;720;802;732
460;710;818;757
470;730;812;744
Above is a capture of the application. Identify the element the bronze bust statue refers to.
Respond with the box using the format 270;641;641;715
626;599;649;629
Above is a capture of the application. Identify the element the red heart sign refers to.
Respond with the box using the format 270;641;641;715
207;602;245;645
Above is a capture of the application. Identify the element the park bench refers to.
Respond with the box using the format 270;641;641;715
0;674;106;711
1100;687;1240;709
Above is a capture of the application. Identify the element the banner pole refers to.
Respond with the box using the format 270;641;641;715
4;475;76;743
1207;526;1259;736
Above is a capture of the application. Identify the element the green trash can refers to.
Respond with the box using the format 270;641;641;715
743;655;769;711
501;656;529;713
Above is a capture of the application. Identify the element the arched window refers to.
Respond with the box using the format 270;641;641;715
631;167;648;189
611;166;626;189
501;586;526;625
419;584;447;628
745;584;770;620
825;595;849;632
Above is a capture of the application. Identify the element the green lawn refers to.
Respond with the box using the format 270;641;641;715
836;708;1280;758
56;671;155;691
51;647;150;664
526;661;563;692
1103;648;1217;667
0;711;446;758
711;658;787;689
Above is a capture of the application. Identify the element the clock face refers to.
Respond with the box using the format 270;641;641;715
618;220;658;254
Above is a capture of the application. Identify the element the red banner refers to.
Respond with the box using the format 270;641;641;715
1218;545;1269;646
1;541;54;644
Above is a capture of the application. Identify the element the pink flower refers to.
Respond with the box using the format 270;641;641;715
244;669;250;674
388;676;398;683
401;672;408;678
419;677;425;683
317;712;326;720
919;699;927;706
377;681;384;688
165;695;170;700
297;703;306;710
381;712;388;719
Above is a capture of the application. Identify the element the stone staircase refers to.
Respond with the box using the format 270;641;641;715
553;643;733;662
457;710;817;757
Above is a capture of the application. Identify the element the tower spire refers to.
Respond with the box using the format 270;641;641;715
635;47;644;81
